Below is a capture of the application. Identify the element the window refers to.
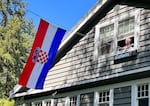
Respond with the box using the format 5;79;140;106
98;90;110;106
34;101;42;106
44;100;51;106
95;9;140;57
100;24;114;40
95;89;113;106
54;98;66;106
99;24;114;55
117;17;135;52
80;92;94;106
118;17;134;38
137;84;149;106
69;96;77;106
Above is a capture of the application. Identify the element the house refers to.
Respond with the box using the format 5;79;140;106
10;0;150;106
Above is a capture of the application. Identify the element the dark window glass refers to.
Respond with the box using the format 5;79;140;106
139;98;148;106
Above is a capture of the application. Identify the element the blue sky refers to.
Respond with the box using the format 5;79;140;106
25;0;98;32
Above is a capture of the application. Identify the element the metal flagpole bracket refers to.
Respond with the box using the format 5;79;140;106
76;32;86;37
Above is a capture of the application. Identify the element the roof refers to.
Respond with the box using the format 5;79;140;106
10;0;150;98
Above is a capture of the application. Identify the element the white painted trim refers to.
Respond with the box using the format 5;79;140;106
94;92;99;106
31;102;34;106
134;9;141;50
42;101;45;106
99;18;115;28
114;16;119;53
131;83;137;106
51;99;54;106
118;9;136;22
76;95;80;106
65;97;69;106
94;25;100;60
110;89;114;106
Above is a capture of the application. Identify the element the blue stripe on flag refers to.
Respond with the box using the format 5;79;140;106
35;28;66;89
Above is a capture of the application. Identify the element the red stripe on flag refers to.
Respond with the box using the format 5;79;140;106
18;19;49;86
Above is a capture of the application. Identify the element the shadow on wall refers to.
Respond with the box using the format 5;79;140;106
63;29;97;84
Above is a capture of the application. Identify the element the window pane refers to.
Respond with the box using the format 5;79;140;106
139;98;148;106
70;96;77;106
138;86;140;92
146;91;148;97
99;24;114;55
99;41;113;55
99;103;109;106
45;100;51;106
34;102;42;106
54;98;66;106
80;92;94;106
118;17;134;37
100;24;114;39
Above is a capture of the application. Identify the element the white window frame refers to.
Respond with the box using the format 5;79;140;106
53;97;66;106
94;89;113;106
95;18;115;59
32;101;43;106
94;8;140;58
44;99;52;106
117;17;135;52
116;9;140;54
79;92;95;106
132;82;150;106
68;96;77;106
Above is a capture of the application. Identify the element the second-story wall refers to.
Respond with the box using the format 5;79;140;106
44;4;150;89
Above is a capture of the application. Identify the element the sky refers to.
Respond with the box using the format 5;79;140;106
25;0;98;33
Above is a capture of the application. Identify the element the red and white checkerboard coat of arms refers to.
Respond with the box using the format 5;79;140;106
32;47;48;64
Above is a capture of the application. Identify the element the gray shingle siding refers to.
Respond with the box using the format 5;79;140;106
45;5;150;89
114;86;131;106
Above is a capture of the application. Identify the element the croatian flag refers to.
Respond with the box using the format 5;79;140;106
18;19;66;89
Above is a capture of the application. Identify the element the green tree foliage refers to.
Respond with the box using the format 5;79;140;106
0;98;14;106
0;0;35;97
